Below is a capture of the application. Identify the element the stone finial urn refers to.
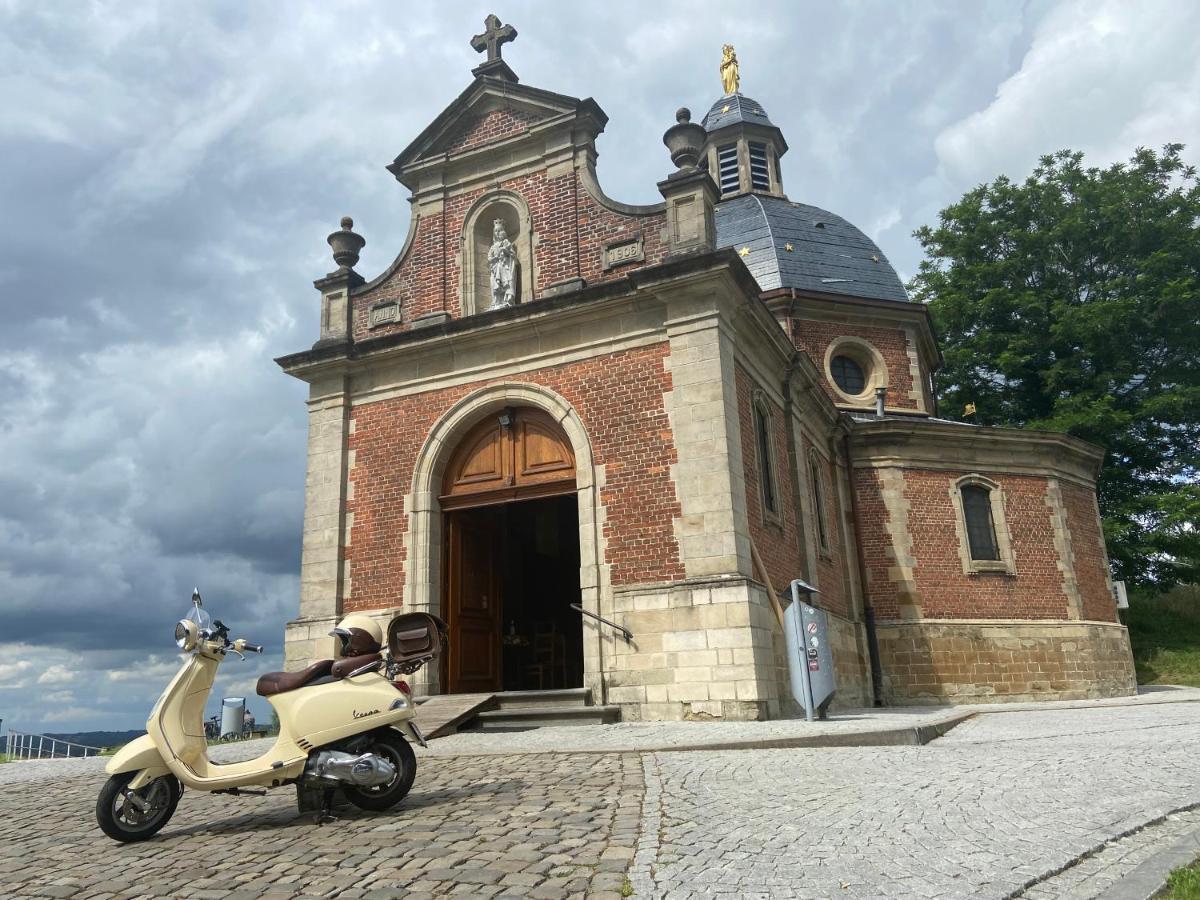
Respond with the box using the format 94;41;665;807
327;216;366;271
662;108;706;170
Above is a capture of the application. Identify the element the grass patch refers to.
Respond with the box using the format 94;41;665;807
1126;585;1200;688
621;875;635;897
1162;855;1200;898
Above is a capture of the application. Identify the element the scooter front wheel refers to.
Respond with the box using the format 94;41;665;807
96;771;181;842
343;728;416;812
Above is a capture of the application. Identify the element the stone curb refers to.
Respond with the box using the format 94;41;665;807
423;711;975;757
1004;802;1200;900
1094;822;1200;900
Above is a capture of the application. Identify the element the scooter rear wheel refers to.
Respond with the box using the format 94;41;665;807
96;771;181;842
342;729;416;812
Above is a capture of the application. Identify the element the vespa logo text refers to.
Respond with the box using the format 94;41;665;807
353;709;381;719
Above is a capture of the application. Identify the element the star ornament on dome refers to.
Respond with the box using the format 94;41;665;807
739;246;751;257
784;243;794;252
722;104;731;113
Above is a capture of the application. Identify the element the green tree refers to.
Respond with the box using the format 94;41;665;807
910;145;1200;587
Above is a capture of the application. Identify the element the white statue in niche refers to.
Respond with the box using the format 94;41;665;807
487;218;518;308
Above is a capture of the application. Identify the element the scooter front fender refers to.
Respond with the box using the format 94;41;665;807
105;733;171;788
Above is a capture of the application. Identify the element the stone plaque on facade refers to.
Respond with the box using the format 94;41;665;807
369;301;400;327
602;236;644;271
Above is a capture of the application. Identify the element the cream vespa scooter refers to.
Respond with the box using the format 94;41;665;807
96;590;445;842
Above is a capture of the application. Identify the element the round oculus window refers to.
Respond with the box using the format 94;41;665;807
830;354;867;395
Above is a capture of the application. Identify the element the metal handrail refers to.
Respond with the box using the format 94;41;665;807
570;603;633;642
3;730;103;761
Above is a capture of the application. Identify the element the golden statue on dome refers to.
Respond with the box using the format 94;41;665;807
720;44;740;95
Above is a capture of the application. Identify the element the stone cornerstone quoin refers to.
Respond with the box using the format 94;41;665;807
275;19;1135;719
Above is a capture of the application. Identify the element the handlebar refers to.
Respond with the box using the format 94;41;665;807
242;642;264;654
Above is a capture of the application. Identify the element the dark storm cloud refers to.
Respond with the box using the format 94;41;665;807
2;0;1197;732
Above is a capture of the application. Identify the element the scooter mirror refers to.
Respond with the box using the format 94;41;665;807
192;587;203;608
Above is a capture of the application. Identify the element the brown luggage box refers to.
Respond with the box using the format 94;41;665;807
387;612;448;673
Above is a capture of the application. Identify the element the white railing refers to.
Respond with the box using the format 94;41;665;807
3;731;104;761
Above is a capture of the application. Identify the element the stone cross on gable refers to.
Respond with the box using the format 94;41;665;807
471;14;517;63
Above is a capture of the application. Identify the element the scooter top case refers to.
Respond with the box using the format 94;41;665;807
387;612;447;674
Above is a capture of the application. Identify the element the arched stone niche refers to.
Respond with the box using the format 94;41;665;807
460;191;534;316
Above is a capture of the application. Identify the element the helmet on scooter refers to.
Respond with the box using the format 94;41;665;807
330;613;383;657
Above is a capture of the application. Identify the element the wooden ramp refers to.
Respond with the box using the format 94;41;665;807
412;693;496;739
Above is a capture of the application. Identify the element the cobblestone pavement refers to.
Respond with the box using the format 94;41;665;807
423;687;1200;757
3;701;1200;899
0;752;642;899
633;702;1200;899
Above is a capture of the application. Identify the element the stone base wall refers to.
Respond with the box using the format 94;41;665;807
283;615;340;673
605;578;782;722
828;612;874;709
876;620;1136;705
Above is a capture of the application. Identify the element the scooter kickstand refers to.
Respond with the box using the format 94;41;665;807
314;788;338;825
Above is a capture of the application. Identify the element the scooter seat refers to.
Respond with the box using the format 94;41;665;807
256;659;334;697
330;652;383;678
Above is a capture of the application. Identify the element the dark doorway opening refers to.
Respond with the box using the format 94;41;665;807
444;493;583;693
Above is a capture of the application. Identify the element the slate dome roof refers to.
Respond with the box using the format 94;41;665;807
701;92;776;131
700;93;777;132
714;193;910;303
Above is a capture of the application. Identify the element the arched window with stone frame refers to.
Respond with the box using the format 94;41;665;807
751;391;780;523
950;474;1016;575
807;449;831;556
460;191;534;316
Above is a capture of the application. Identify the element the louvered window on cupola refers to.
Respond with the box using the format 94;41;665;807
717;143;740;195
749;142;770;190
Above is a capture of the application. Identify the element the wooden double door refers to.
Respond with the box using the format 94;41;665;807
441;408;577;694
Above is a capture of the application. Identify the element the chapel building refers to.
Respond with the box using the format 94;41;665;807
276;21;1137;719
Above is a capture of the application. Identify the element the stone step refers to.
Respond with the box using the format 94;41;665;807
467;704;621;731
492;688;592;710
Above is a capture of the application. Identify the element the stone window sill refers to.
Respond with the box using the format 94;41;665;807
966;560;1015;576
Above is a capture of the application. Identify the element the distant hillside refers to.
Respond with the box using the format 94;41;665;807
43;730;145;749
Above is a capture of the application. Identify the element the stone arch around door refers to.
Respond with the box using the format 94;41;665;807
404;383;605;699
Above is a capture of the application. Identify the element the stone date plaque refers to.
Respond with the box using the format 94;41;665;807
602;236;644;271
369;301;400;328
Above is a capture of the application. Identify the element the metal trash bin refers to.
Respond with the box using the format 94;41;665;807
220;696;246;739
783;580;836;720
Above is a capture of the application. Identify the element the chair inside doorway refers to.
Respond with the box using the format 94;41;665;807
441;407;584;694
498;496;582;691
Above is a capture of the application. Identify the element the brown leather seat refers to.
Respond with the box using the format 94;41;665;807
330;652;382;679
256;659;334;697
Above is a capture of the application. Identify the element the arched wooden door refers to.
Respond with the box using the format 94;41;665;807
441;408;577;692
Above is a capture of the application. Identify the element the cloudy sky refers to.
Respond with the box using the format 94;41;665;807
2;0;1197;736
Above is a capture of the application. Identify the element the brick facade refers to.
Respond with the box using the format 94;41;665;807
344;343;685;612
856;468;1069;621
1062;481;1119;623
791;318;924;411
347;100;667;341
734;364;803;593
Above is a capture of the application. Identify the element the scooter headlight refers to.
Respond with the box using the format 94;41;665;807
175;619;198;652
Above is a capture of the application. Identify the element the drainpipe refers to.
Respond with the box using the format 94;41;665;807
843;425;884;707
781;353;812;593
